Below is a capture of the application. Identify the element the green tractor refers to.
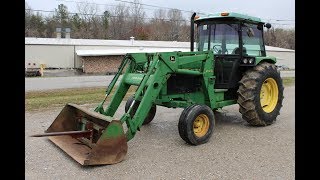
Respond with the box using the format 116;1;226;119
32;12;284;165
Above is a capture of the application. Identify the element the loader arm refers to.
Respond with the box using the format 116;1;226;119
121;54;172;140
32;50;214;166
101;51;214;141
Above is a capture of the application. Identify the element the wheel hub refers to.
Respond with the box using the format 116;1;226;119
260;78;279;113
193;114;210;137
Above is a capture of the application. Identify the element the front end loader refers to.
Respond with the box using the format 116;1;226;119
32;12;284;166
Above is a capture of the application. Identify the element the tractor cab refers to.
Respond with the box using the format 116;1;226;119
193;12;271;90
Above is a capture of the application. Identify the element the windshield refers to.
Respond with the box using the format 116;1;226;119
197;24;210;51
196;23;265;56
197;23;239;54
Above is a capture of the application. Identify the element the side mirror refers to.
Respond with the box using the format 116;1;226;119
247;27;255;37
264;23;271;29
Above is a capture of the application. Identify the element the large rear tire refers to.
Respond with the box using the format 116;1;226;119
125;96;156;125
237;62;284;126
178;105;215;145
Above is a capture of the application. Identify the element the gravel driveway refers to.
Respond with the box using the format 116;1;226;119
25;86;295;180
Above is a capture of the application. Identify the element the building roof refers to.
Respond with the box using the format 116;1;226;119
25;37;189;48
196;12;262;23
76;48;190;56
25;37;294;52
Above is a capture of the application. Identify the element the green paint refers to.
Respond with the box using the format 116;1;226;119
196;12;263;23
216;100;238;108
124;73;144;86
176;69;202;75
255;56;277;65
100;121;124;139
89;13;275;142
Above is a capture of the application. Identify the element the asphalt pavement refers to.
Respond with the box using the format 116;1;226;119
25;75;114;91
25;85;295;179
25;70;294;92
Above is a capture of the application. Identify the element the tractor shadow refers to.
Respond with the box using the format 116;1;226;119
214;110;245;126
213;109;268;128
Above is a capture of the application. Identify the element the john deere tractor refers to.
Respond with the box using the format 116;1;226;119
32;12;283;165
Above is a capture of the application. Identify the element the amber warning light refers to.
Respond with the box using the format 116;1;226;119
221;12;229;16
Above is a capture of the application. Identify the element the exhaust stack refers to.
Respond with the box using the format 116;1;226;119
190;12;196;51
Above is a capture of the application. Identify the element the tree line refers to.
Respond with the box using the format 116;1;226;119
25;1;295;49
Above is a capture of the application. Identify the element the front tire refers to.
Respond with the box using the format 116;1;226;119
125;96;156;125
237;62;284;126
178;105;215;145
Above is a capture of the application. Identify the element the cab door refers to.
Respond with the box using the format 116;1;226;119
209;23;242;89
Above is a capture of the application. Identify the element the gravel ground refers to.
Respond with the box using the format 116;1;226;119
25;71;294;92
25;86;295;180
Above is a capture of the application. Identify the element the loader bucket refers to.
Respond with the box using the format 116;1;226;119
40;103;128;165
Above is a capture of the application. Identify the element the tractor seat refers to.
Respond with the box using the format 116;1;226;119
232;47;247;55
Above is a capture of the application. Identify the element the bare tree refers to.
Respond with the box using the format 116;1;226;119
108;3;130;39
25;2;46;38
179;22;190;41
264;28;295;50
76;2;98;23
24;3;295;49
69;13;82;38
25;2;33;36
44;14;58;38
129;0;146;39
102;11;111;39
167;9;184;41
76;2;100;38
154;9;167;21
148;9;169;40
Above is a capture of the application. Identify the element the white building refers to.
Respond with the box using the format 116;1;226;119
25;37;295;73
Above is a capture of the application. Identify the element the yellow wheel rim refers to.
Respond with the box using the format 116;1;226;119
193;114;210;137
260;78;279;113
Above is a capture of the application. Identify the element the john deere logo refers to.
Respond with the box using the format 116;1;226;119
170;56;176;61
132;77;142;80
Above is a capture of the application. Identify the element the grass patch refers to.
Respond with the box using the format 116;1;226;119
282;77;295;86
25;86;136;111
26;77;294;111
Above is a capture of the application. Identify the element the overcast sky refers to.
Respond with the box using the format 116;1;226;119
25;0;295;27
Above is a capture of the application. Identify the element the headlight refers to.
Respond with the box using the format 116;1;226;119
243;58;248;64
249;58;254;64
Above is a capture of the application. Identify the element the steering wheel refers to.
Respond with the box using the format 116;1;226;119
212;45;228;54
